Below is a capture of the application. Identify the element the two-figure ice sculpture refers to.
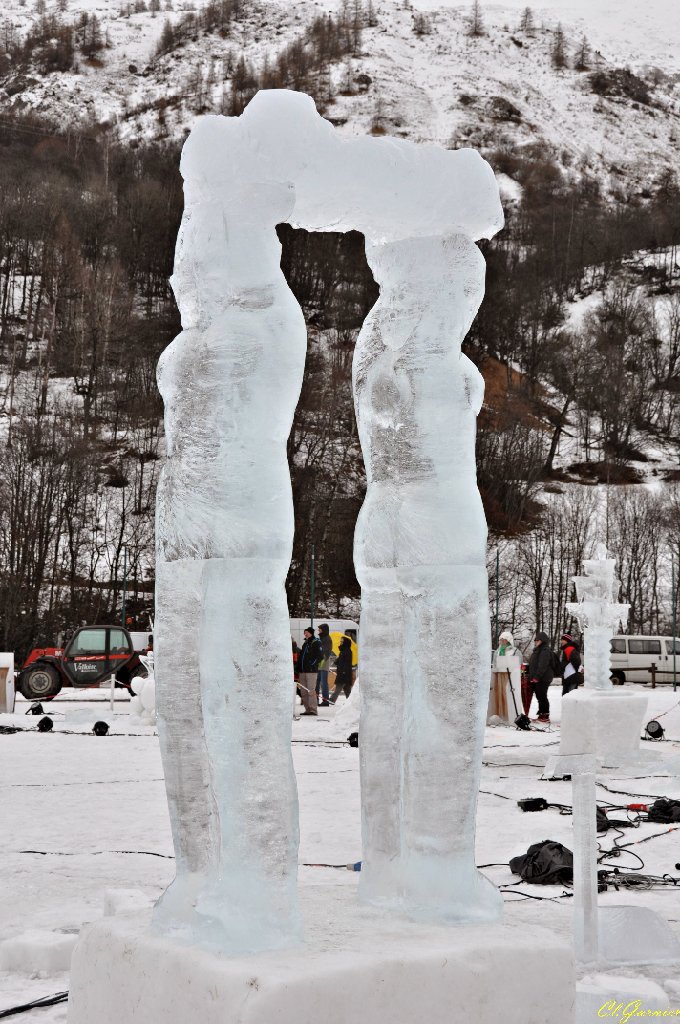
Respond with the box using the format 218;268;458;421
154;89;504;954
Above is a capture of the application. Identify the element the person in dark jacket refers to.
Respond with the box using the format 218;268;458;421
329;636;354;704
560;633;582;696
527;630;555;723
316;623;333;707
299;626;322;716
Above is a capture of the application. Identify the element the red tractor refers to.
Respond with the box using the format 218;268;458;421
17;625;147;700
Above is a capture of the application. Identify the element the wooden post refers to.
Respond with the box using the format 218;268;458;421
650;662;657;689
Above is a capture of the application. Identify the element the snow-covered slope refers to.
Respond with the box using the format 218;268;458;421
1;0;678;194
420;0;680;72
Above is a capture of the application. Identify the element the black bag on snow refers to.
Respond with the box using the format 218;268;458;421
509;840;573;884
648;798;680;823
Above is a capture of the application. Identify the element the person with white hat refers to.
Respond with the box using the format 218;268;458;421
489;629;522;723
497;630;519;658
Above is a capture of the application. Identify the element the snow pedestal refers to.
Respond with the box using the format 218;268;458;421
559;689;648;764
68;887;575;1024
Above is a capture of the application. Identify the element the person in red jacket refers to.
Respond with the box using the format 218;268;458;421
559;633;582;696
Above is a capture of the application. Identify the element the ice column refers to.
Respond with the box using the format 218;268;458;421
566;543;630;690
154;171;306;952
572;758;599;962
354;234;502;923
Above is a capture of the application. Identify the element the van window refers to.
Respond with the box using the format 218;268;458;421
610;639;626;654
628;639;661;655
665;640;680;656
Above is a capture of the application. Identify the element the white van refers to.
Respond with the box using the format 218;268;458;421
610;635;680;684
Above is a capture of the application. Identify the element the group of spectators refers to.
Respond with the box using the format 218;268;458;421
291;621;583;724
498;629;582;725
292;624;354;717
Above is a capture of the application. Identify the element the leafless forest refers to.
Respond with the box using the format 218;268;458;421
0;41;679;658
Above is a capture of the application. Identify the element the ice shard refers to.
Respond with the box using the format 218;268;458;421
155;90;503;951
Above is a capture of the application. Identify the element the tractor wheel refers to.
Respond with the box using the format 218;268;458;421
18;664;62;700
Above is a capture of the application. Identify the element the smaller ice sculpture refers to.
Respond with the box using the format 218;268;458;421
566;543;630;690
552;549;678;967
560;545;647;762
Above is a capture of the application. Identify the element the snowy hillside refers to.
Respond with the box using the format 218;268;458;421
0;0;679;193
0;0;678;651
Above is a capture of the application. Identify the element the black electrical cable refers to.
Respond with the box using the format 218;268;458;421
499;884;573;903
0;991;68;1019
598;826;646;871
598;823;680;873
598;869;680;892
302;862;356;869
596;781;667;800
291;739;348;747
20;849;175;859
483;762;547;769
10;779;165;788
4;724;157;738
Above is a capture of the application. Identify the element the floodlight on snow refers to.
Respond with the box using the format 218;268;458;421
644;720;664;741
37;716;53;732
93;721;109;736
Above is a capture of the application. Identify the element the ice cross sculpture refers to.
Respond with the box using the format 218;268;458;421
154;90;504;953
566;543;630;690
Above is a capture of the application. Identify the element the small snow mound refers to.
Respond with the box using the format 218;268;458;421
0;930;78;975
102;889;152;917
325;678;360;738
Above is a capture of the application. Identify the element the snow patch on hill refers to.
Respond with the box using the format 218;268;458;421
0;0;678;194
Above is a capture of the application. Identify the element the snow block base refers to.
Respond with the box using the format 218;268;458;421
559;689;648;763
68;886;574;1024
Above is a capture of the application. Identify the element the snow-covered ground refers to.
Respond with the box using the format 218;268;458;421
2;683;680;1020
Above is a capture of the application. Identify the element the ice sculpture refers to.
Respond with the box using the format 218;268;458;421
155;154;307;952
560;546;647;764
566;543;630;690
355;235;502;921
155;89;503;951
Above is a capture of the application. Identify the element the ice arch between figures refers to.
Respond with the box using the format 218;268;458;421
173;90;503;283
